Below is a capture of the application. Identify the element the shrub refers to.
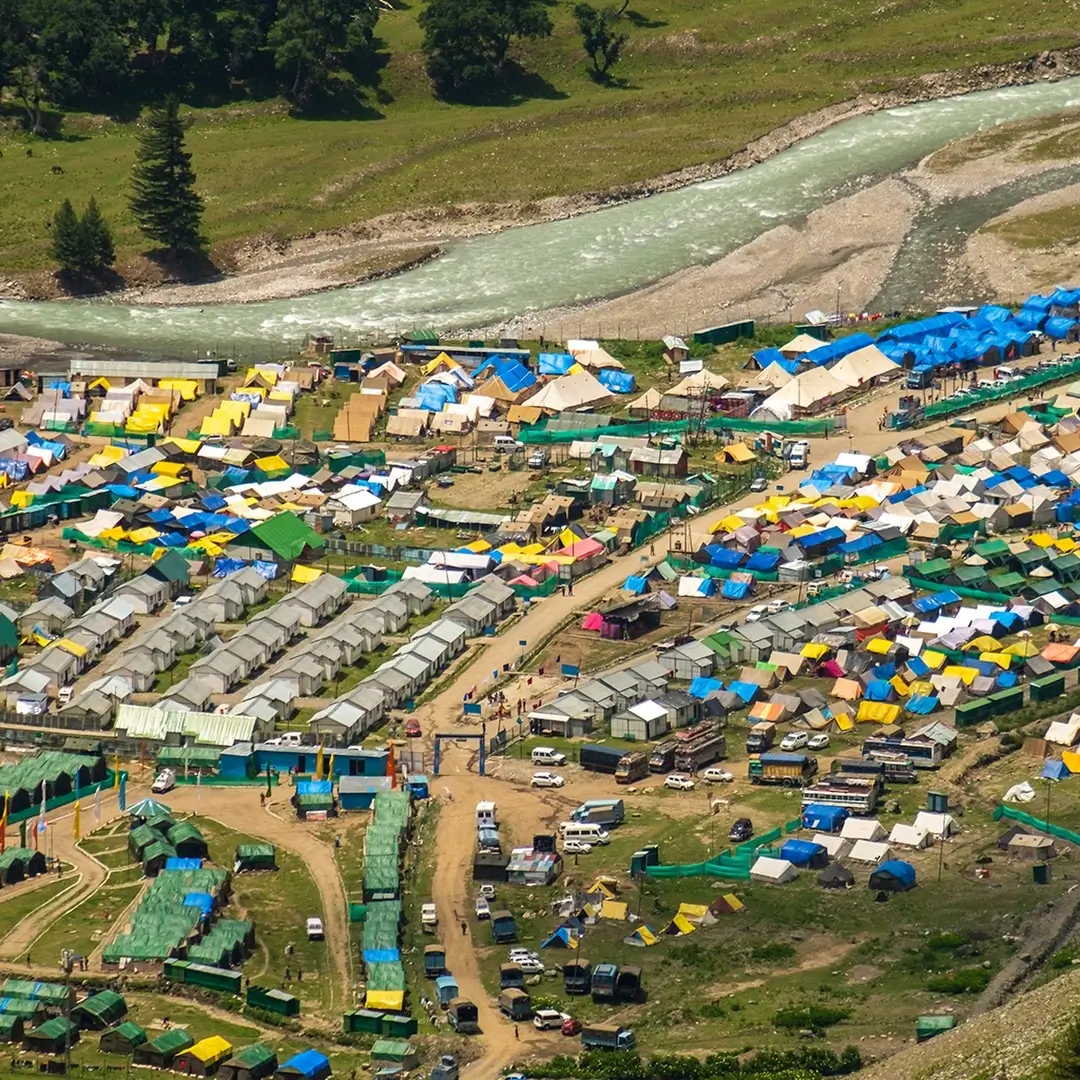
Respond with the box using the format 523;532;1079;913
773;1004;851;1033
925;932;970;951
925;967;991;994
752;942;797;964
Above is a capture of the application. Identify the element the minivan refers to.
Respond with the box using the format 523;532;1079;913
531;747;567;766
557;822;610;845
493;435;524;453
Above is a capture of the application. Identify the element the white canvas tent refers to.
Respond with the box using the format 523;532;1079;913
840;818;887;842
913;811;956;838
888;823;932;849
828;345;898;388
667;370;729;396
751;366;847;421
528;369;614;412
779;333;827;359
1045;716;1080;746
749;856;798;884
812;833;851;858
847;839;890;865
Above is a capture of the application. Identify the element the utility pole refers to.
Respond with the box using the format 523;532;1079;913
61;948;74;1076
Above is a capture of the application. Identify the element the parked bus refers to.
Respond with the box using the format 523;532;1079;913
800;782;879;816
862;736;942;769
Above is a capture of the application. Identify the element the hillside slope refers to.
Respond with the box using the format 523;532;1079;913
0;0;1078;278
859;962;1080;1080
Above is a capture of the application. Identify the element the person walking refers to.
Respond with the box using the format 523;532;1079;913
514;1025;519;1040
460;920;467;936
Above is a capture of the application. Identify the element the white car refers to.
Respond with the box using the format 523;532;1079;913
421;903;438;931
563;839;593;855
509;948;539;963
766;599;790;615
173;595;194;609
744;605;768;623
701;767;734;784
533;1009;570;1030
306;917;324;941
479;884;496;901
531;772;565;788
807;733;830;750
515;957;544;974
780;731;808;751
475;897;491;919
665;773;695;791
151;768;176;794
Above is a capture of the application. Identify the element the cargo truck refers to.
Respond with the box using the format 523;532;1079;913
745;722;776;754
579;744;627;775
747;752;818;786
581;1025;636;1051
570;799;625;827
590;962;618;1001
648;741;677;773
614;752;649;784
447;999;479;1034
563;959;592;995
616;965;642;1002
430;1056;459;1080
674;731;726;772
498;988;532;1021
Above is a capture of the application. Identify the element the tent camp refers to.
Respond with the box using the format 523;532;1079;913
176;1036;234;1076
817;864;854;889
869;860;916;892
235;844;276;872
72;991;127;1029
23;1018;79;1054
527;370;614;412
219;1044;279;1080
749;856;798;884
623;925;659;947
751;367;847;421
274;1050;331;1080
913;811;956;838
812;833;851;859
135;1029;195;1068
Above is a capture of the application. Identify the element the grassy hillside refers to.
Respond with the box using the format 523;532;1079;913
0;0;1074;273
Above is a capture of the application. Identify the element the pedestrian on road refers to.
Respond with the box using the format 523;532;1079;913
514;1025;519;1040
25;952;30;969
284;966;291;982
460;920;467;936
297;967;302;982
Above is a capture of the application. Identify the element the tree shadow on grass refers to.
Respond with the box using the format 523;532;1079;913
143;248;223;284
625;9;666;26
447;61;568;106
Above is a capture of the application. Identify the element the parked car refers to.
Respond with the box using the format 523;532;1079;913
533;1010;570;1031
474;897;491;920
151;768;176;794
531;772;565;788
665;773;695;791
421;903;438;931
729;818;753;842
306;917;324;941
564;840;593;855
745;605;768;623
509;948;539;962
479;884;497;901
750;477;768;492
561;1018;583;1037
436;475;454;488
701;767;734;784
404;718;422;738
515;957;544;974
174;595;194;609
780;731;808;751
807;733;830;750
767;598;790;614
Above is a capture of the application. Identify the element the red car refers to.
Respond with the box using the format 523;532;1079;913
404;718;422;738
561;1018;581;1037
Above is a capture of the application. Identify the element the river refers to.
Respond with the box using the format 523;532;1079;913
4;78;1080;353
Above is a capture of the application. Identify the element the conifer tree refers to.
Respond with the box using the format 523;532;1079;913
129;96;205;254
79;197;115;271
50;198;82;273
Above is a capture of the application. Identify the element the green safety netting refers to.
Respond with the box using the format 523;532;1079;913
644;823;794;880
365;963;406;991
994;806;1080;847
518;414;834;445
345;569;404;595
923;356;1080;420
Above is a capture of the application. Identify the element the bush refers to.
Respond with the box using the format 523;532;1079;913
773;1004;851;1033
925;967;991;994
752;942;797;964
1050;947;1079;970
925;932;970;951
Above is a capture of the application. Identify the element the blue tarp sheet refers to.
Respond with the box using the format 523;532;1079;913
721;579;751;600
183;892;214;916
214;558;246;577
727;680;759;704
1043;758;1070;780
165;858;204;871
596;368;635;394
780;839;826;865
538;353;575;375
624;575;648;594
363;949;401;963
864;680;893;701
688;677;723;699
905;695;939;715
802;804;849;832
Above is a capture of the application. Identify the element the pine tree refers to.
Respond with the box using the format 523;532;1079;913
129;96;205;254
78;197;115;271
50;199;82;273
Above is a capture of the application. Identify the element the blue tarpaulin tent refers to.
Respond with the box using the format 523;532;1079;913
596;368;635;394
538;353;575;375
780;839;827;867
688;677;723;699
1042;758;1070;780
721;579;751;600
869;860;916;892
624;575;648;595
802;804;849;832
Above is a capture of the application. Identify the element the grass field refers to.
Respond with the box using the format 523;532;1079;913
0;878;77;930
0;0;1071;273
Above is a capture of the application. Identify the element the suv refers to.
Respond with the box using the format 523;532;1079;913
534;1009;569;1031
729;818;753;842
701;767;734;784
306;917;324;941
780;731;808;751
531;772;565;788
665;773;695;791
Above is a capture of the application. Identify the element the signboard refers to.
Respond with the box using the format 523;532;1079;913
560;664;580;678
464;703;482;715
518;639;527;647
679;358;704;375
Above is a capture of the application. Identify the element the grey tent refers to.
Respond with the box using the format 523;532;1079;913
817;864;854;889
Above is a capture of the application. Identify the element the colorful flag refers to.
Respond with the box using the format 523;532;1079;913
327;754;335;781
72;800;80;841
94;783;101;825
113;755;120;790
315;744;324;780
387;742;396;789
0;791;7;855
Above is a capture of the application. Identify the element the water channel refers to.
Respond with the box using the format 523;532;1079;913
4;78;1080;353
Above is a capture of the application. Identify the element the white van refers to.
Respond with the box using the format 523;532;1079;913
493;435;523;453
557;822;610;845
476;800;497;828
531;747;567;766
265;732;303;746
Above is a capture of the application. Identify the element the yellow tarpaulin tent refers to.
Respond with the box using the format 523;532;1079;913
292;565;323;584
964;635;1002;652
247;368;280;386
1063;750;1080;774
943;665;978;685
152;461;188;478
600;900;628;921
255;455;289;474
980;651;1013;670
833;713;855;733
160;437;202;454
662;914;697;936
127;527;160;545
1006;641;1039;657
865;638;892;655
717;892;745;912
88;377;111;390
889;675;910;697
922;650;946;670
159;378;199;400
586;879;616;899
857;701;901;724
365;990;404;1012
1029;532;1056;548
676;903;710;922
801;643;829;660
708;515;746;535
51;638;88;658
421;352;459;376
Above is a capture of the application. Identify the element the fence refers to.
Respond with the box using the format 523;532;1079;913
517;414;837;446
922;356;1080;421
643;819;801;881
993;805;1080;847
